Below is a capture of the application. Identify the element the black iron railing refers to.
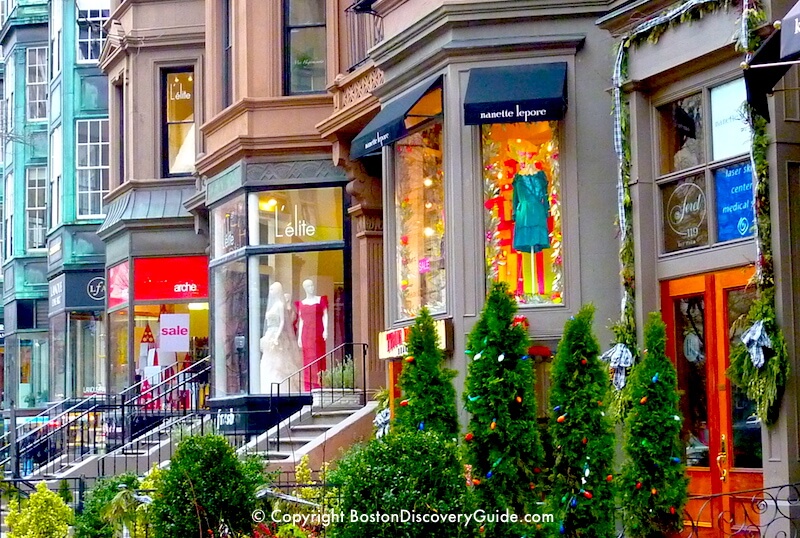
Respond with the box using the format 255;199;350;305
680;482;800;537
3;358;211;479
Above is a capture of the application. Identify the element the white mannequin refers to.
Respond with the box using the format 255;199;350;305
260;281;301;392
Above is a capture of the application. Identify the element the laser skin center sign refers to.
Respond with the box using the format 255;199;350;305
160;313;191;352
715;161;755;243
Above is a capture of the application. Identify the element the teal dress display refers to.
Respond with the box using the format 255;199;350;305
511;171;550;253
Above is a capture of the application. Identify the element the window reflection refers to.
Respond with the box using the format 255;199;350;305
675;296;709;467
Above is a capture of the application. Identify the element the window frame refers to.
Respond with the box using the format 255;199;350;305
76;7;110;64
387;115;446;323
75;118;110;219
161;66;196;178
49;125;63;228
654;76;753;258
222;0;233;108
26;47;48;122
25;166;47;251
282;0;327;96
2;171;10;262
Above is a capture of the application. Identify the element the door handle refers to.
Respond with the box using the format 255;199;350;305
716;434;728;482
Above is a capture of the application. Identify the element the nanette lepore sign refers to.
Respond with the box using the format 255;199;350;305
159;313;191;352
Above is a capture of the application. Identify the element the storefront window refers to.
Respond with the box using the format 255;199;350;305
109;309;129;394
253;250;345;393
19;337;48;408
482;122;563;306
70;311;105;396
395;121;445;319
50;313;67;400
250;187;343;246
657;79;753;255
212;195;247;258
213;260;248;396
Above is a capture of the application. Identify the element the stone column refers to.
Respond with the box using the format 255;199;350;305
340;150;386;395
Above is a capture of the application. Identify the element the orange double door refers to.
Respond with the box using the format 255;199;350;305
661;267;763;535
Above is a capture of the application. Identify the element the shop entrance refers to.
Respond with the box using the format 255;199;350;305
661;267;763;534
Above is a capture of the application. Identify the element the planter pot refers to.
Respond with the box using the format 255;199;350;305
312;389;363;408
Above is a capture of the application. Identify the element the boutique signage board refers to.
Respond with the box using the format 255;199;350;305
134;256;209;301
661;175;709;253
48;271;106;316
256;188;343;246
715;161;755;242
378;319;451;359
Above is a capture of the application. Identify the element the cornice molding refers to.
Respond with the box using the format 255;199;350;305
196;135;334;178
201;94;333;135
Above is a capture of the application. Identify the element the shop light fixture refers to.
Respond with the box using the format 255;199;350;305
423;178;433;187
259;198;279;211
188;302;209;311
424;227;435;237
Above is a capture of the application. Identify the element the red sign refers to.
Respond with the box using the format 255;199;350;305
134;256;209;301
108;261;130;309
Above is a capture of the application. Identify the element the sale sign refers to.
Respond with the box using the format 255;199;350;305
160;314;191;352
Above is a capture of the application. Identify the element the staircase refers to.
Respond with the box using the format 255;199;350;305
240;401;378;473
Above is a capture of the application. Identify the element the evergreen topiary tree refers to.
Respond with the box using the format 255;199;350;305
394;307;459;437
150;434;259;538
620;312;688;537
548;305;615;538
462;282;545;536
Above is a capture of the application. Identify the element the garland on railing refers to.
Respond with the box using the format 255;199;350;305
604;0;736;420
727;2;789;425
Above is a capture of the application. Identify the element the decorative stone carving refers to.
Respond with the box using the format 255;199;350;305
246;160;347;184
339;68;385;111
343;158;382;210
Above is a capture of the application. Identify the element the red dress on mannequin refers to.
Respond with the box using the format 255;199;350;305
296;296;328;390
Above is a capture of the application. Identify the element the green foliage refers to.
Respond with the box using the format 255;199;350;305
292;454;338;512
328;431;470;538
150;434;259;538
373;387;390;411
320;360;354;389
547;305;615;538
75;474;140;538
620;313;688;538
6;482;73;538
394;307;459;437
463;282;545;537
727;289;789;425
57;480;73;506
276;524;308;538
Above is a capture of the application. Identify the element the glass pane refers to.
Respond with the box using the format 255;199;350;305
212;195;247;258
168;123;195;175
109;309;129;393
661;173;709;253
395;121;445;319
253;187;343;247
213;261;249;397
255;250;345;392
482;122;563;306
289;27;326;93
289;0;325;25
710;78;749;161
675;296;709;467
728;287;762;468
714;161;755;243
71;311;106;397
50;313;68;400
659;93;704;174
165;72;194;123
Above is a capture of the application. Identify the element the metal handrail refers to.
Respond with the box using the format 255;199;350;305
122;357;210;406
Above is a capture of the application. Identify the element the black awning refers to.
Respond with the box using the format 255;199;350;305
745;30;789;122
463;62;567;125
781;0;800;60
350;76;442;160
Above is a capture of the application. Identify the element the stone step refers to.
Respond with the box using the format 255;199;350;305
289;424;332;433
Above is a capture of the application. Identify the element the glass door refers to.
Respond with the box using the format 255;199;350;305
661;267;763;534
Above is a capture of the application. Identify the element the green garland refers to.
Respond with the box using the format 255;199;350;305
726;95;789;426
609;0;736;420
